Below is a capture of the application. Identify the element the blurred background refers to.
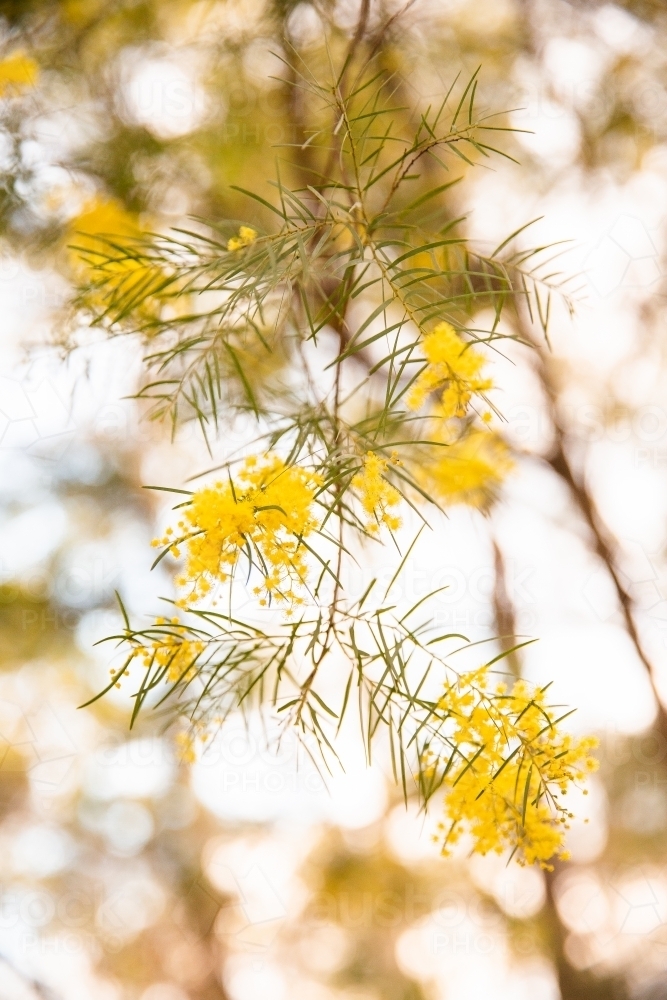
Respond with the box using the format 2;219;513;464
0;0;666;998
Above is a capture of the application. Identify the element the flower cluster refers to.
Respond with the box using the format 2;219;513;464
352;452;402;533
68;197;164;317
175;719;216;764
155;455;322;613
175;729;197;764
407;321;492;418
227;226;257;252
430;668;599;868
0;51;39;97
134;618;205;682
427;428;513;509
109;618;205;688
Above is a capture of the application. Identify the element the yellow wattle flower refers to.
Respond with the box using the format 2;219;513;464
159;454;321;613
430;667;599;868
352;452;402;533
407;321;492;418
131;617;205;683
227;226;257;251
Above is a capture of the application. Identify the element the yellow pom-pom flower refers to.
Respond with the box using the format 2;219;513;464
430;668;599;868
352;452;402;533
407;321;492;418
227;226;257;252
133;619;205;683
163;455;321;612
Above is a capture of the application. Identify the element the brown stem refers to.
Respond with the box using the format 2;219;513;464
490;526;627;1000
0;957;63;1000
366;0;420;62
542;865;628;1000
545;443;657;681
338;0;372;94
316;0;372;194
518;307;667;741
491;537;521;678
295;276;351;721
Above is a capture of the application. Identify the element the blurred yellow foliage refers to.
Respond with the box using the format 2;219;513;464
426;427;513;509
62;0;106;25
0;51;39;96
68;196;164;318
70;196;141;248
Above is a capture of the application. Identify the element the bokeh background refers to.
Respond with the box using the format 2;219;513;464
0;1;667;998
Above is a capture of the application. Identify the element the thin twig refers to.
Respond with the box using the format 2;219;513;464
518;306;667;739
